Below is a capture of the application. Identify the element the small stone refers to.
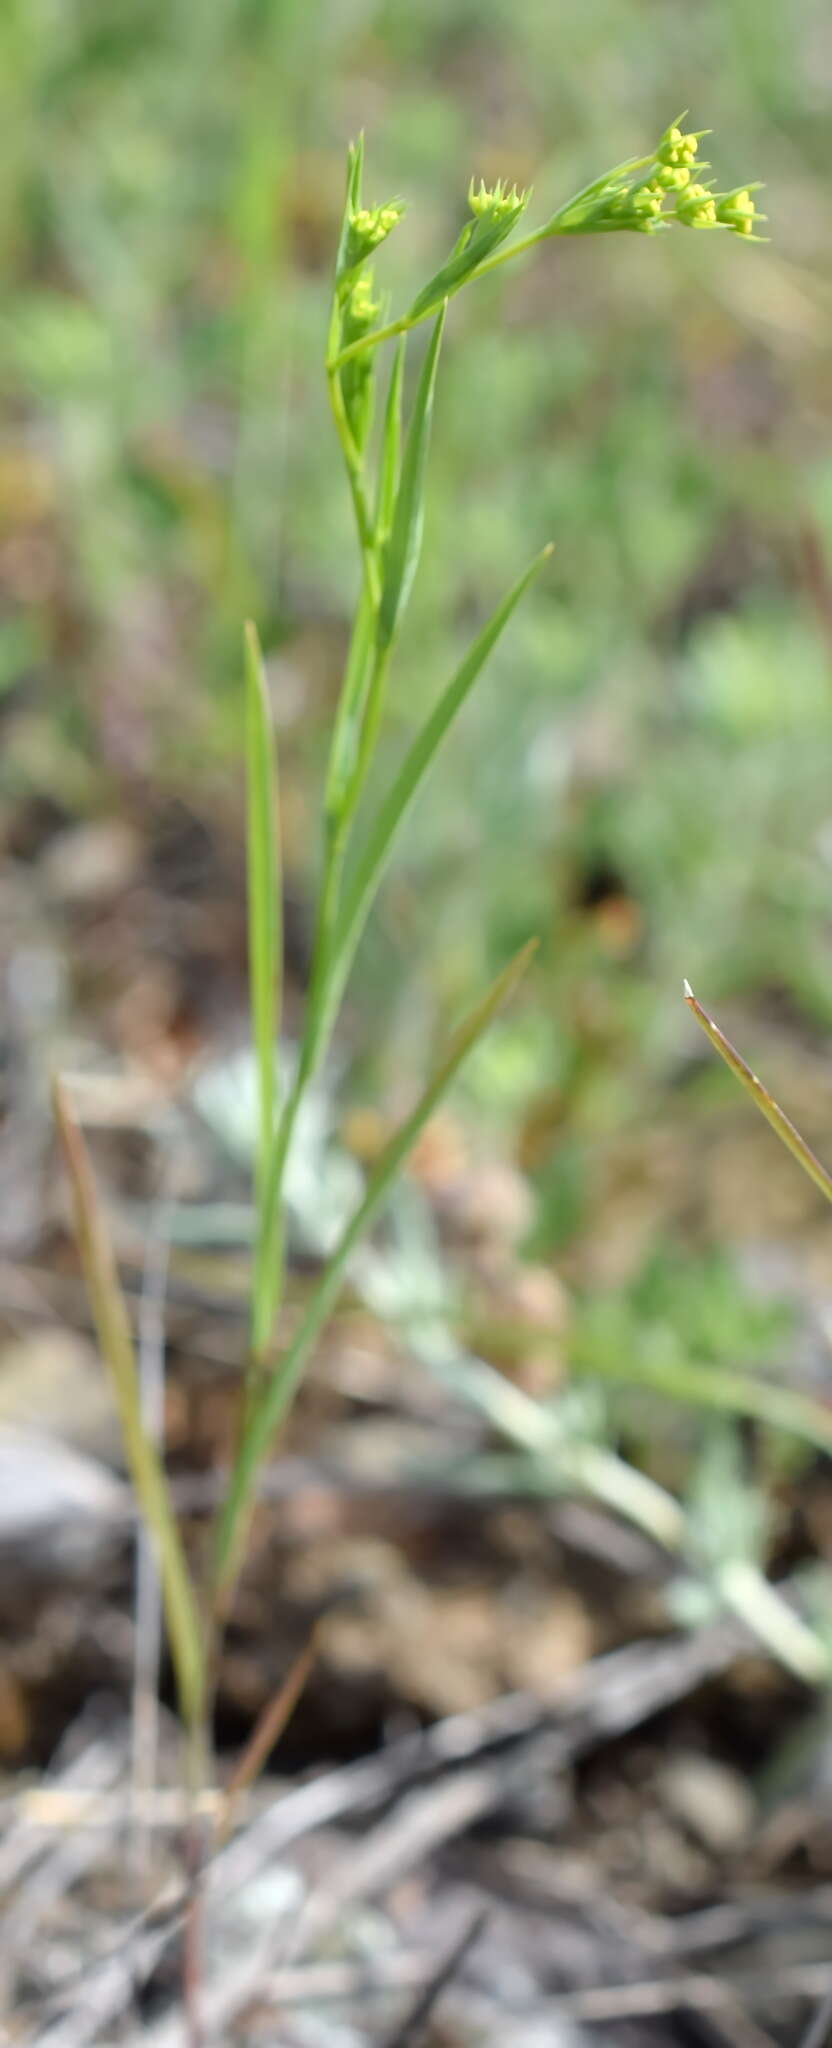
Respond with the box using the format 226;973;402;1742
657;1751;755;1852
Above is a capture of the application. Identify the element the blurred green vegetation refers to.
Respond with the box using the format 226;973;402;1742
2;0;832;1292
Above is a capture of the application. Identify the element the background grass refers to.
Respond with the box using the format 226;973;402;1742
2;0;832;1326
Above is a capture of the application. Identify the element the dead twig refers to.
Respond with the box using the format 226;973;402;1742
799;1982;832;2048
380;1908;488;2048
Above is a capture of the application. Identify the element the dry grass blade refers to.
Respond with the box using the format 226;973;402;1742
52;1078;204;1728
217;1629;318;1843
684;981;832;1206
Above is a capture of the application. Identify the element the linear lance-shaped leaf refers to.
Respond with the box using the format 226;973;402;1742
376;334;406;542
334;134;365;287
213;938;538;1594
378;305;445;649
407;185;530;324
316;547;553;1061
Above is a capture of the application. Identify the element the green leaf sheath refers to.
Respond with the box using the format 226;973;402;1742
213;938;538;1597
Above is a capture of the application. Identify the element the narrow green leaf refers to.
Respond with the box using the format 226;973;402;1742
334;134;364;286
542;153;653;234
245;621;281;1204
214;939;538;1594
378;305;445;649
406;193;528;324
570;1329;832;1457
684;982;832;1206
376;335;406;541
53;1079;204;1727
318;547;553;1059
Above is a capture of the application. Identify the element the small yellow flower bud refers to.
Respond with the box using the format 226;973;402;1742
468;177;528;222
675;182;717;227
657;119;703;171
342;200;404;277
715;187;763;236
608;182;664;227
344;272;380;331
653;163;691;191
633;188;663;217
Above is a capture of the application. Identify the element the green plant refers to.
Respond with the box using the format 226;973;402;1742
53;117;765;2030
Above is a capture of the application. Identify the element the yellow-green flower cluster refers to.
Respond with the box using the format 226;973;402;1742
406;177;530;321
673;181;718;227
339;272;382;448
550;117;763;240
467;177;529;226
656;121;707;172
608;183;664;229
343;272;381;334
672;177;765;235
651;124;765;236
341;200;404;279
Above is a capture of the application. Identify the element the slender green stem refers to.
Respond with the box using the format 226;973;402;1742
324;579;374;827
298;821;349;1082
244;622;280;1209
329;311;409;373
249;1081;297;1359
249;284;385;1364
249;817;349;1360
568;1333;832;1457
328;222;556;372
455;219;559;285
181;1704;213;2047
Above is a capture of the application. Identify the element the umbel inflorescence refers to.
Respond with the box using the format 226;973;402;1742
330;117;764;381
561;117;765;236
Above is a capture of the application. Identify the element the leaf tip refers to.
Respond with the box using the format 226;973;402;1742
51;1070;76;1154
